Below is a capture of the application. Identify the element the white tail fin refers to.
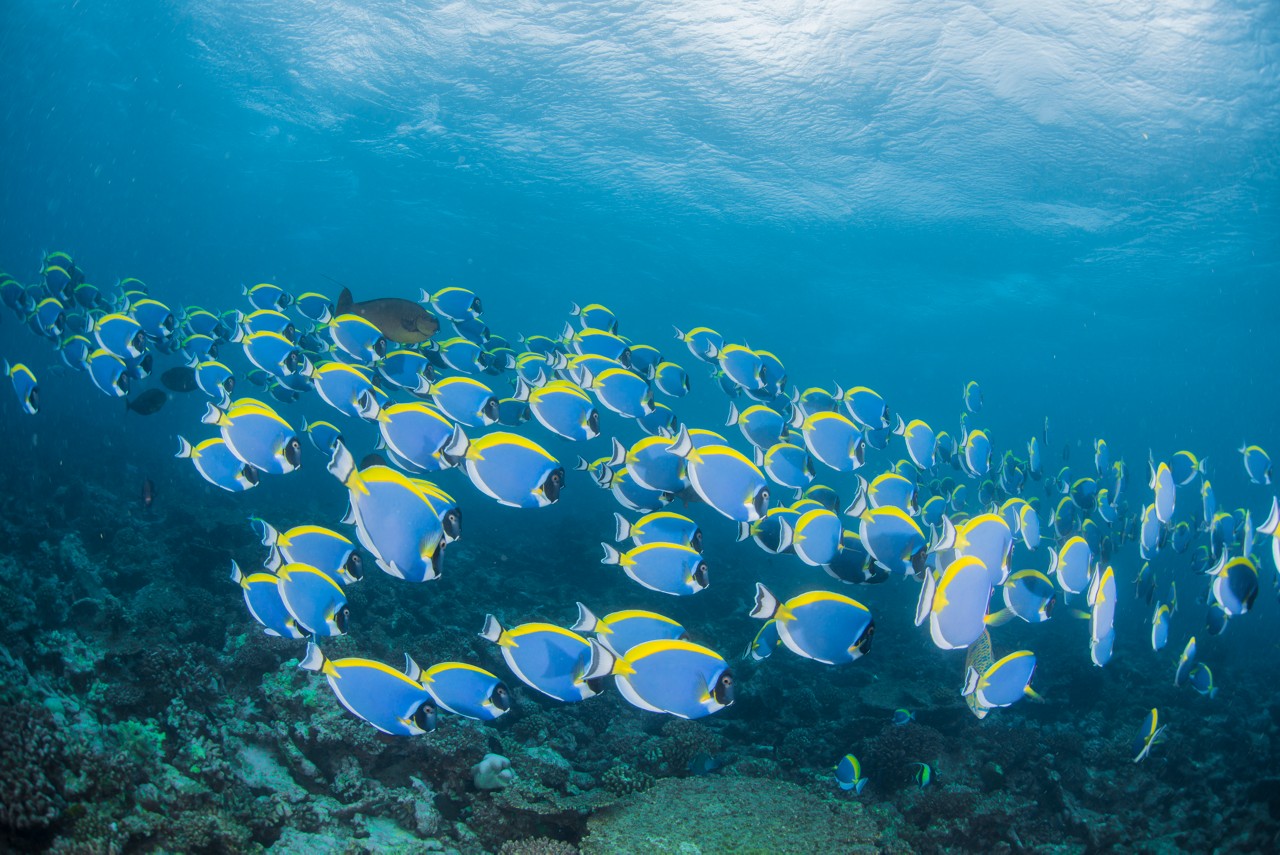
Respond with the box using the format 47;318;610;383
328;440;357;484
175;436;195;459
571;602;599;633
584;639;617;681
613;513;632;543
600;543;622;565
479;614;504;643
298;642;326;673
442;424;469;461
749;582;779;620
667;426;694;459
914;570;937;627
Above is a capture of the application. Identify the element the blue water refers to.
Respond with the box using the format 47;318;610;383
3;1;1280;851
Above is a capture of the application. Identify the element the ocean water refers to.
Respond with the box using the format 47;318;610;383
2;1;1279;852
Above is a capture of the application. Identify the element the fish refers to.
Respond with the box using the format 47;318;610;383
652;361;690;397
430;286;483;322
569;301;617;333
243;282;293;312
749;584;874;665
762;440;815;491
996;569;1056;624
587;366;655;419
1238;443;1272;485
586;637;733;719
732;401;788;450
963;650;1040;709
745;618;782;661
87;348;130;397
571;604;688;655
295;291;334;323
1150;461;1176;524
901;419;938;471
668;427;769;522
92;312;147;359
1210;555;1258;617
964;631;995;719
859;506;940;577
242;330;310;381
780;507;843;567
160;365;199;393
1048;536;1093;596
3;361;38;414
376;402;461;473
336;287;438;344
419;662;510;721
963;381;982;414
673;326;724;363
444;430;565;509
328;314;388;364
480;615;601;703
1170;450;1206;486
327;442;446;582
522;380;600;442
140;477;155;511
800;411;866;473
275;563;349;637
254;520;363;584
125;388;169;415
175;436;260;492
961;428;992;478
202;399;301;475
954;514;1014;586
1088;565;1117;667
377;349;433;391
1151;603;1171;651
1132;708;1167;763
428;376;500;427
835;754;868;793
842;386;890;430
1188;663;1218;698
1174;636;1197;687
298;643;437;736
892;709;915;726
912;762;932;789
311;362;383;420
600;541;709;596
613;511;703;552
303;419;344;455
228;560;305;638
920;555;992;651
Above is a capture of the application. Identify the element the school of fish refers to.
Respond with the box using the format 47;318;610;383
4;251;1276;789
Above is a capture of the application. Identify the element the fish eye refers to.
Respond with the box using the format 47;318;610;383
471;297;483;314
493;684;511;710
243;465;260;485
374;337;387;357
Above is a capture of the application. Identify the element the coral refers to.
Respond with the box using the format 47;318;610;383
0;701;64;832
600;764;654;796
637;719;722;776
469;777;608;850
473;753;516;790
863;723;946;789
581;777;897;854
499;836;580;855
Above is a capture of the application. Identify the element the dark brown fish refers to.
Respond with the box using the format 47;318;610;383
161;366;199;393
336;287;438;345
141;478;155;509
126;388;169;415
